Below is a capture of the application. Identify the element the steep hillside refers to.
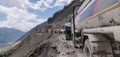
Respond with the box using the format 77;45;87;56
0;22;47;57
17;22;47;41
10;33;59;57
47;0;81;29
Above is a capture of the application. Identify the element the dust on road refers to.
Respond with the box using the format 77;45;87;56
54;34;85;57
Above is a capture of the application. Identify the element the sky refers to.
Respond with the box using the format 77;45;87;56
0;0;73;32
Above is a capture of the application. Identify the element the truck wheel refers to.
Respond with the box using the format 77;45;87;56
84;39;113;57
83;39;92;57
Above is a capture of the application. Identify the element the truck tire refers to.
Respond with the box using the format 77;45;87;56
84;39;92;57
83;39;113;57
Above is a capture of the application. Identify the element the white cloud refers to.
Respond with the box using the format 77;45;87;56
0;0;73;32
0;0;73;11
54;0;73;6
29;0;73;11
27;0;54;11
0;5;46;32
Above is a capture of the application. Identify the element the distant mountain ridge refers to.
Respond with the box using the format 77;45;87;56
0;22;47;46
0;40;7;46
0;28;25;46
16;22;48;41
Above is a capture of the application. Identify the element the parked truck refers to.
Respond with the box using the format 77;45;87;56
65;0;120;57
64;22;72;40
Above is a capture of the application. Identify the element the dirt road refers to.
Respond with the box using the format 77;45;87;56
55;34;85;57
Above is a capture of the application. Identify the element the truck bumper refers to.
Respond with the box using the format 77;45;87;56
82;26;120;41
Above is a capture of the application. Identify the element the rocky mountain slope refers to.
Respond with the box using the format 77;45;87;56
17;22;47;41
10;33;85;57
8;0;82;57
10;33;58;57
47;0;81;29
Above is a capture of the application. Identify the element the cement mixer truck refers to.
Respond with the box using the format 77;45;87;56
65;0;120;57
